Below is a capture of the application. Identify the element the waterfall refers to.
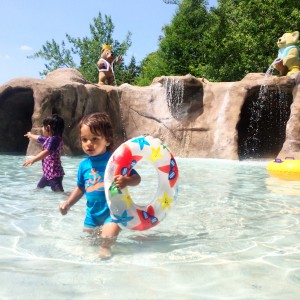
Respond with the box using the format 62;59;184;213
163;78;191;156
163;77;184;120
245;71;272;155
242;64;291;159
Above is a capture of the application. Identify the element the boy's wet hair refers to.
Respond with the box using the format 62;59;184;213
79;112;114;151
43;114;65;137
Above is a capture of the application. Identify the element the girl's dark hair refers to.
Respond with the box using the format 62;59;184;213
43;114;65;137
79;112;114;151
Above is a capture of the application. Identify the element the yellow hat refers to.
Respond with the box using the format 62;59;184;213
102;44;112;51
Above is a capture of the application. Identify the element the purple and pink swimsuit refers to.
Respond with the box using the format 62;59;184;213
36;135;65;191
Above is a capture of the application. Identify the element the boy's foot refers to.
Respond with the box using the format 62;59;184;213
99;247;112;259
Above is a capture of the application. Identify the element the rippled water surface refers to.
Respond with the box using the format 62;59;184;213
1;156;300;299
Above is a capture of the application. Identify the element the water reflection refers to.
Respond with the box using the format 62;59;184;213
265;176;300;196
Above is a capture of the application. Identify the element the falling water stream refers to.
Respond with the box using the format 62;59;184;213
242;65;291;159
163;77;193;157
164;77;184;120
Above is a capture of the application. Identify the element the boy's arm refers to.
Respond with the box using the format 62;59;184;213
59;186;84;215
114;173;141;190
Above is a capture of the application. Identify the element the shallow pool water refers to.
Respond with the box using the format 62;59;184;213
1;155;300;299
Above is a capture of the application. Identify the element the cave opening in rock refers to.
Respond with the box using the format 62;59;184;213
0;88;34;154
237;86;293;160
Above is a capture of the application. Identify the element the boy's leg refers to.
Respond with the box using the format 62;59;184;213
99;222;121;258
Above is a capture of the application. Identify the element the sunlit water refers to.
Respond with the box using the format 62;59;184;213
1;155;300;299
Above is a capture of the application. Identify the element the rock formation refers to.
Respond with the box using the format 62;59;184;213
0;69;124;156
0;68;299;160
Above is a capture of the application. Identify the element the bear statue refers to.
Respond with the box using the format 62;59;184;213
97;44;122;85
272;31;300;76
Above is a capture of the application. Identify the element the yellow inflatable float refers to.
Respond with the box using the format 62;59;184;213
267;157;300;180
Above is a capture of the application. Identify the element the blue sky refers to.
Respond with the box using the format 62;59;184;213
0;0;217;84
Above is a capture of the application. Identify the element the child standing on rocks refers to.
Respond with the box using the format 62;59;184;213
23;113;65;192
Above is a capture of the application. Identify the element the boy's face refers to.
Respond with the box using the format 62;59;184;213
80;124;110;156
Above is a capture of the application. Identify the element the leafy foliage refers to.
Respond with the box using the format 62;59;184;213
134;51;169;86
161;0;211;75
30;2;300;84
137;0;211;85
28;13;135;84
117;56;141;85
138;0;300;83
28;39;77;77
204;0;300;81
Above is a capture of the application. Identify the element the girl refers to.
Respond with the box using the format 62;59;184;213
23;114;65;192
59;112;140;258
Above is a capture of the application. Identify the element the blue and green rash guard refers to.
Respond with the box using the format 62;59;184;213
77;151;137;228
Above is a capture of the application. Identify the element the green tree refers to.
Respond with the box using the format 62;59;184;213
135;51;169;86
135;0;214;84
160;0;211;75
117;56;141;85
136;0;300;83
28;13;132;83
204;0;300;81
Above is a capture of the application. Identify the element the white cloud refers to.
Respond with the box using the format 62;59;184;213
20;45;33;51
0;54;10;60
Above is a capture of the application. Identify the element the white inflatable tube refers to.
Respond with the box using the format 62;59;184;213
104;135;179;230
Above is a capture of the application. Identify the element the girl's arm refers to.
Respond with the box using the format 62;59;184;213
22;149;49;167
59;186;84;215
24;132;40;141
114;173;141;190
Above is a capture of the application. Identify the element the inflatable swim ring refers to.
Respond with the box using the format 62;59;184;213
266;157;300;180
104;135;179;230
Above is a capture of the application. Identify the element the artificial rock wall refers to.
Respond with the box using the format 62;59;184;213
0;68;299;160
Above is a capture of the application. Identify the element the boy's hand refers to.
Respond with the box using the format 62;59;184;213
113;175;128;190
59;201;70;215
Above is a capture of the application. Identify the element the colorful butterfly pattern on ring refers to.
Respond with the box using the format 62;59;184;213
133;206;160;230
112;144;143;176
158;154;178;187
105;135;179;231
